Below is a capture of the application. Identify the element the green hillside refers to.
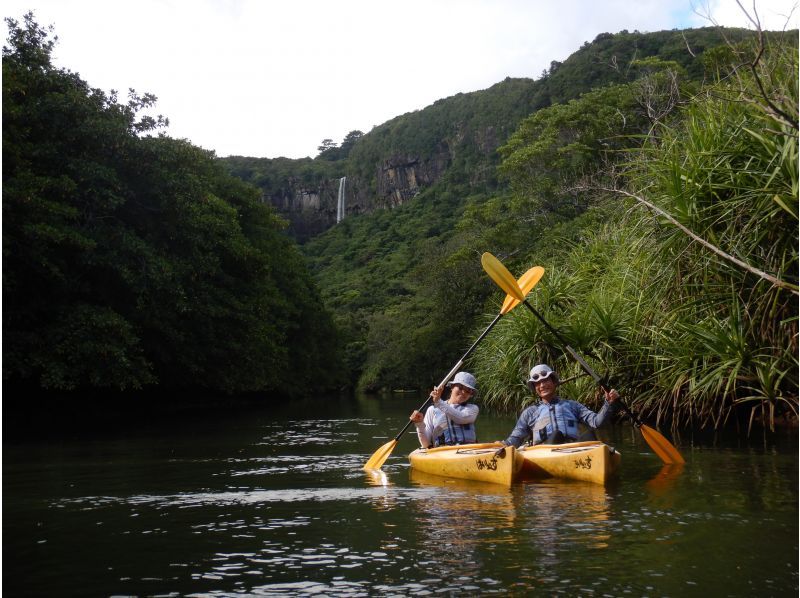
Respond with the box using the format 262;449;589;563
222;28;759;209
267;26;798;428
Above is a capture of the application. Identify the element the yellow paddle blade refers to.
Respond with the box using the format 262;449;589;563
501;266;545;314
363;439;398;470
640;424;685;464
481;252;524;301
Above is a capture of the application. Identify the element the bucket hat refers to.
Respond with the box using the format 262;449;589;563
447;371;478;395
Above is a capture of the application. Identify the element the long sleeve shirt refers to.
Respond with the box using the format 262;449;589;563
503;396;617;448
414;400;479;448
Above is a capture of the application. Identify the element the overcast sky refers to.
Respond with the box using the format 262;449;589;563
3;1;797;159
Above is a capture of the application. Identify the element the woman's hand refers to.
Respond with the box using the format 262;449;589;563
410;410;423;423
604;388;620;404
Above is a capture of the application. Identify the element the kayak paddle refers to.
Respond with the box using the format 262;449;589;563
363;265;544;470
480;252;685;465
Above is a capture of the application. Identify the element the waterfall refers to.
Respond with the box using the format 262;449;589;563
336;176;347;223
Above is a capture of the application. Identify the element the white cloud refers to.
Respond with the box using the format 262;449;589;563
695;0;798;29
3;0;797;158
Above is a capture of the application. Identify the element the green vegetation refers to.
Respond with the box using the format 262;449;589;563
222;155;343;201
304;184;492;392
221;28;756;242
3;14;341;397
471;30;798;430
318;130;364;161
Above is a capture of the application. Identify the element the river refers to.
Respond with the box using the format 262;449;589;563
3;392;797;596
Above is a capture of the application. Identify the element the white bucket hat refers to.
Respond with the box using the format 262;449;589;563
447;371;478;396
527;364;559;390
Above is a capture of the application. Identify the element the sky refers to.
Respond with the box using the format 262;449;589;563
3;1;797;159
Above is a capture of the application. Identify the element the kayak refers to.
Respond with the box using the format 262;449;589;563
516;441;620;484
409;441;620;486
408;442;521;486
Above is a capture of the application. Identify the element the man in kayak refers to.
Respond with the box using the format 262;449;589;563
499;363;619;447
410;371;479;448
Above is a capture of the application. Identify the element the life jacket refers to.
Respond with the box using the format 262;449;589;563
530;398;579;445
434;402;477;446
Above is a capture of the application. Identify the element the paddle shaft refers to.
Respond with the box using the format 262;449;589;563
519;299;649;426
480;253;682;462
521;297;686;462
366;263;543;469
393;312;503;441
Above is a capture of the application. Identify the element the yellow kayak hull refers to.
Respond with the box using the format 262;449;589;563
516;441;620;485
408;442;520;486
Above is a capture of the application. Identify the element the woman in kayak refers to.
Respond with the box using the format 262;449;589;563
500;363;619;447
410;371;479;448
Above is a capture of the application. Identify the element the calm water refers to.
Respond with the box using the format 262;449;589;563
3;393;798;597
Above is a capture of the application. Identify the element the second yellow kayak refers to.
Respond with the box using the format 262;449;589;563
516;441;621;484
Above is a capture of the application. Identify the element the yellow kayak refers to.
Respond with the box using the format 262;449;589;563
408;442;521;486
516;441;620;484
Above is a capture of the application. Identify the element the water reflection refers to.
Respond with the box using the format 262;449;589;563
409;468;514;498
518;479;613;559
646;463;686;496
363;468;399;512
229;454;366;477
54;487;425;510
254;419;364;447
405;469;518;588
364;469;390;487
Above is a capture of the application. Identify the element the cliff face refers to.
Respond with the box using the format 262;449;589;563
375;142;452;208
267;175;368;242
268;177;336;242
264;140;456;241
224;79;540;242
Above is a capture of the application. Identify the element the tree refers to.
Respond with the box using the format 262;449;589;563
316;138;339;159
3;13;342;395
339;130;364;157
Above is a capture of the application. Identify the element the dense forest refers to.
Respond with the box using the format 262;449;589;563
4;12;797;431
2;13;342;399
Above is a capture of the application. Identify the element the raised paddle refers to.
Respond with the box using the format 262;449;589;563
480;252;685;465
363;266;545;470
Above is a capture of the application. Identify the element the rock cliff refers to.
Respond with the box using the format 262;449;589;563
263;140;458;241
